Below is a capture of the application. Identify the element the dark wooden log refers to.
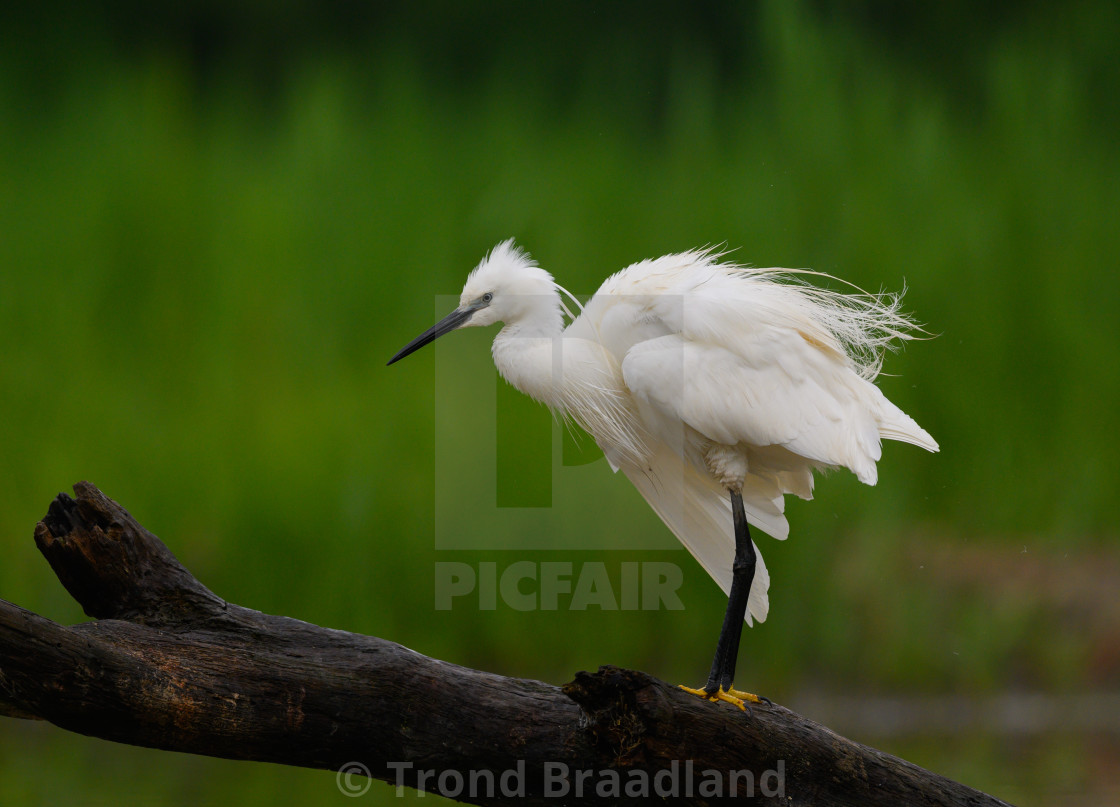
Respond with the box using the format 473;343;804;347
0;482;1015;806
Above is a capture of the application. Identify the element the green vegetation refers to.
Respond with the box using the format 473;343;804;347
1;2;1116;804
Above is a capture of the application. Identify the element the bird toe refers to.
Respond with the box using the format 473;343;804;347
678;683;768;713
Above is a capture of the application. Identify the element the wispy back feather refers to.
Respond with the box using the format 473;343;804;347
734;265;924;381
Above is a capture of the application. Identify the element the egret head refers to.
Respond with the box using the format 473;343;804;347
458;239;559;328
388;239;562;365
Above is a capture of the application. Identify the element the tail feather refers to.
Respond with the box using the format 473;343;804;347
879;402;940;453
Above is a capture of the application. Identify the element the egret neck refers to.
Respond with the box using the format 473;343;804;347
491;321;648;471
491;328;562;409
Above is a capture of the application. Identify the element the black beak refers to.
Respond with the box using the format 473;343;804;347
387;306;474;365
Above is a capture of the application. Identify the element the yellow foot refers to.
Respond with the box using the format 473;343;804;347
678;684;765;712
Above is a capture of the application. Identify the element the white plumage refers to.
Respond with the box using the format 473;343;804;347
391;239;938;631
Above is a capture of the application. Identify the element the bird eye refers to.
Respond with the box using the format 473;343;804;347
482;292;494;304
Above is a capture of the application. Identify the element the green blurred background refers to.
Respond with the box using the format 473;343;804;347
1;1;1117;804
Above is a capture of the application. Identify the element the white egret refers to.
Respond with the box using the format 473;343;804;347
389;240;938;710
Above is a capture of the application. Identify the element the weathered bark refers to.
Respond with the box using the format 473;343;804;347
0;482;1014;806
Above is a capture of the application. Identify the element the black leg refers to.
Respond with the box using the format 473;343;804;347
703;489;755;695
